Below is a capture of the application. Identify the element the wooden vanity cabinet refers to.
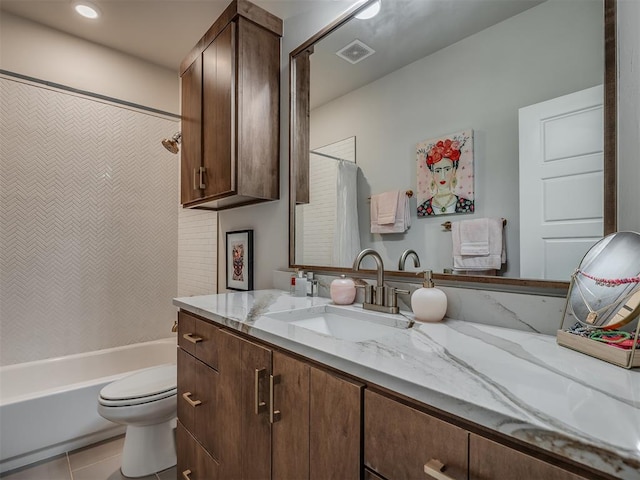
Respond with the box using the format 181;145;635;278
272;352;363;480
365;389;593;480
214;329;363;480
176;317;222;479
179;0;282;210
469;435;588;480
364;389;468;480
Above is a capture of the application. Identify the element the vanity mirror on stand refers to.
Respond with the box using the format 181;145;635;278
289;0;618;294
558;231;640;368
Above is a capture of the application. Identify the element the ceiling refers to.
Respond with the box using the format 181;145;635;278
0;0;333;71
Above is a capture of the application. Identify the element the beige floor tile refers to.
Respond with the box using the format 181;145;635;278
156;465;176;480
71;455;157;480
68;436;125;472
0;455;71;480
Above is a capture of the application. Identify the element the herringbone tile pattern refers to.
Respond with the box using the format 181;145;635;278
0;78;180;365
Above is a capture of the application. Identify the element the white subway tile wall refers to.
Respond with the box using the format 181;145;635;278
0;77;179;365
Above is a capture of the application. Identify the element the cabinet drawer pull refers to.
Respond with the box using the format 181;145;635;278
424;459;454;480
183;333;203;344
182;392;202;407
198;166;206;189
254;368;267;415
182;469;192;480
269;374;281;424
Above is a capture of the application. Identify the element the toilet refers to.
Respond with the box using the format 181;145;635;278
98;364;177;478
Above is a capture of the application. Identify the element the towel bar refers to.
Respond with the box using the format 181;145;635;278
368;190;413;201
441;218;506;231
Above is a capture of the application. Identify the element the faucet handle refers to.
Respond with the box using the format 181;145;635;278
355;284;374;304
385;287;410;308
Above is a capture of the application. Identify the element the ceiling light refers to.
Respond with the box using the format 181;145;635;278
355;0;381;20
74;2;101;19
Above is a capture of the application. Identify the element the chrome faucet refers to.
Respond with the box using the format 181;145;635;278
353;248;408;314
398;249;421;271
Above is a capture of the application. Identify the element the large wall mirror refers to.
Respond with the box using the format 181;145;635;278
289;0;617;289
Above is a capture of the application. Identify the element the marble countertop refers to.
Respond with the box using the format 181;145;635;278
173;290;640;479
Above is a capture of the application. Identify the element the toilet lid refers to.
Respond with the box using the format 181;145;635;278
100;364;176;401
99;387;176;407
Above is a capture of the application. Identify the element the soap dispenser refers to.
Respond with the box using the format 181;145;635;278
411;270;447;322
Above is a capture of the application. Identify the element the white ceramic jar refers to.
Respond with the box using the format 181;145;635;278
330;275;356;305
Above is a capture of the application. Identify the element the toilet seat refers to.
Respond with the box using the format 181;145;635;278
99;364;176;407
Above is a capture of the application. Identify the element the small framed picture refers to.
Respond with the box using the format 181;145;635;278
226;229;254;291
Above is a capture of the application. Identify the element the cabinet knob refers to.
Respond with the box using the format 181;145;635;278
424;459;455;480
182;392;202;407
183;333;203;344
182;469;192;480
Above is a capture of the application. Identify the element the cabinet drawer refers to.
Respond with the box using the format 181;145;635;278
364;390;468;480
177;421;219;480
178;311;219;369
469;434;588;480
177;348;220;459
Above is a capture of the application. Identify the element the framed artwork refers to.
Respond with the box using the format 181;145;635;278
416;129;474;216
226;230;254;291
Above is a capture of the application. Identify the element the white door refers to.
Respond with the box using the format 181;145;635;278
519;85;604;280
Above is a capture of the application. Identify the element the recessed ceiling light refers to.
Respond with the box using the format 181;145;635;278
355;0;381;20
73;2;101;19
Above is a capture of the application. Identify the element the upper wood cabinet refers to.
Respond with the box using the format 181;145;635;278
179;0;282;210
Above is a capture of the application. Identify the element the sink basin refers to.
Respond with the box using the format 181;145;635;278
263;304;411;342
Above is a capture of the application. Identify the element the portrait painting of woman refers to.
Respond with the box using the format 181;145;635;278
416;130;474;216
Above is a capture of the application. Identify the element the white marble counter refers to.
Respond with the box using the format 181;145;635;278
173;290;640;479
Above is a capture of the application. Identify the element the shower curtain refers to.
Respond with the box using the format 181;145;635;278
332;160;361;267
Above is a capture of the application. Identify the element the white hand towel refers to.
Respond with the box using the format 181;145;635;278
371;191;411;234
374;191;399;224
452;218;505;270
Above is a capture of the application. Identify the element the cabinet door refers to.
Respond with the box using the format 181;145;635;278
310;367;362;480
202;22;234;199
218;330;271;480
180;56;202;204
272;351;310;480
469;434;588;480
365;390;468;480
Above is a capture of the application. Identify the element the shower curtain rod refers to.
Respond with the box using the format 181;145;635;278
309;151;353;162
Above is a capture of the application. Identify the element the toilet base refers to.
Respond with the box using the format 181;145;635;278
121;420;176;478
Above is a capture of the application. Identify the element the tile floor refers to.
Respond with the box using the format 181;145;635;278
0;436;176;480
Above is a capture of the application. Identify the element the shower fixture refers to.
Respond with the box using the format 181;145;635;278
162;132;181;154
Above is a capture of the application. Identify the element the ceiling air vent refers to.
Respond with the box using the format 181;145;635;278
336;39;375;64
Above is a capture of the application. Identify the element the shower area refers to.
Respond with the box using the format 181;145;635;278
0;74;180;367
295;136;360;267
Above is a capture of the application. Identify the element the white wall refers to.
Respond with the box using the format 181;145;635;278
310;0;603;278
0;11;180;114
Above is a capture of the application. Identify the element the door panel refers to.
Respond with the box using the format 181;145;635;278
519;85;604;279
203;23;234;198
310;367;362;480
272;351;310;480
180;58;202;204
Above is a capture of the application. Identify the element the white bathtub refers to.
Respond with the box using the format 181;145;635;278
0;337;177;473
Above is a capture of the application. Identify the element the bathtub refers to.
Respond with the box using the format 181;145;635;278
0;337;177;473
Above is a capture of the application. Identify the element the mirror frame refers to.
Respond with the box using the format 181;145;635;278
289;0;617;293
